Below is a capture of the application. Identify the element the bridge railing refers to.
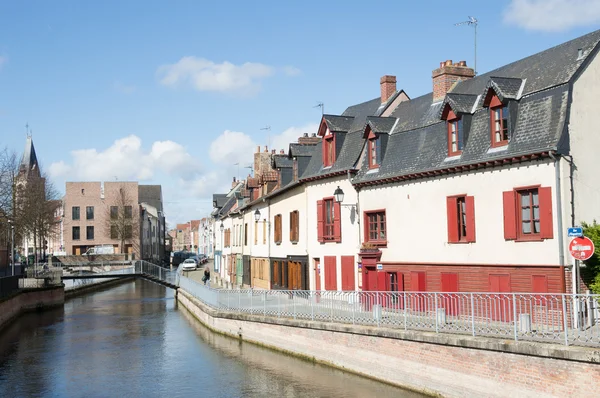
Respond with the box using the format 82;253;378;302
0;275;20;299
176;273;600;347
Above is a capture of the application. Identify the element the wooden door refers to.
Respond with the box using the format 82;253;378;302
236;257;243;286
341;256;355;291
324;256;337;291
410;271;426;312
441;273;459;316
489;274;511;321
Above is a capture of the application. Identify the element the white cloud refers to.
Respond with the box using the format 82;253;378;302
270;123;319;153
504;0;600;31
157;57;275;96
48;135;201;182
112;81;136;94
209;130;257;166
283;65;302;76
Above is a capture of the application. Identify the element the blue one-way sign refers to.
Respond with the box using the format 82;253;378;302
567;227;583;237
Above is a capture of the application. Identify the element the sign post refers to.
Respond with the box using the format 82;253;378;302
568;235;595;329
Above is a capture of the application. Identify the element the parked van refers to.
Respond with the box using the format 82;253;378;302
172;251;196;267
84;245;115;255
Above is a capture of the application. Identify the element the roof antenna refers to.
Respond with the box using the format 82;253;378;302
314;102;324;116
455;16;478;75
260;125;271;150
25;123;31;138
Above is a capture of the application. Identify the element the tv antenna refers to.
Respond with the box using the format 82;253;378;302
244;164;253;177
260;125;271;150
455;16;478;75
313;102;324;115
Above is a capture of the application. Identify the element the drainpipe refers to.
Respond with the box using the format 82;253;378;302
549;152;565;267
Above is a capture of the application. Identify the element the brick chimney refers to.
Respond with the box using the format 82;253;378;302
231;176;237;189
432;60;475;102
298;132;321;145
380;75;397;104
280;149;285;154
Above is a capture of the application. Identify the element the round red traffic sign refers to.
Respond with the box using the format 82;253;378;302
569;236;595;261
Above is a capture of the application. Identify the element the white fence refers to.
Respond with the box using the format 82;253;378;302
177;274;600;347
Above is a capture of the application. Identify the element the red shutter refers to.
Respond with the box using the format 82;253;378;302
539;186;554;239
324;256;337;291
532;275;548;293
466;195;476;242
446;197;458;243
333;201;342;243
317;200;324;242
341;256;355;291
503;191;517;240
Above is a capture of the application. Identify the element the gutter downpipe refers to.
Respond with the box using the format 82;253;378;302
549;151;565;268
348;170;361;291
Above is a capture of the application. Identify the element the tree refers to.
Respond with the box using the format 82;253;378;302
581;221;600;294
105;187;139;256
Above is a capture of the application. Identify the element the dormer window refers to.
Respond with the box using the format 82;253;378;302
323;129;335;167
446;110;463;156
489;96;509;147
367;131;381;169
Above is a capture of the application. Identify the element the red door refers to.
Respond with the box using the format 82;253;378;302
385;272;404;309
441;273;459;316
314;259;321;291
411;271;426;312
341;256;355;291
489;274;511;321
362;267;378;310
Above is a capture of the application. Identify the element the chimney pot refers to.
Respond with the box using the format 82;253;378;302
446;60;453;66
432;59;475;102
256;145;260;153
303;133;308;138
459;60;467;67
233;177;236;182
280;149;285;154
440;61;445;68
312;133;316;137
264;146;268;152
380;75;397;104
271;149;275;154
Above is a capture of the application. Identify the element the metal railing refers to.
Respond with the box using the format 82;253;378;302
177;274;600;347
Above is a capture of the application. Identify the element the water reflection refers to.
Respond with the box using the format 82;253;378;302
0;280;424;398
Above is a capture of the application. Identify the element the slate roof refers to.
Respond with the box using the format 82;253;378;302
138;185;163;213
212;194;228;208
438;94;479;118
323;115;354;132
301;97;382;180
353;29;600;185
289;143;316;157
19;136;41;179
365;116;397;134
272;154;293;168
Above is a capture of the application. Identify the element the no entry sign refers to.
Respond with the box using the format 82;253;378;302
569;236;595;261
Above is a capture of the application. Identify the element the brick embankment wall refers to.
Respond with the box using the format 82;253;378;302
177;289;600;398
64;277;136;299
0;286;65;331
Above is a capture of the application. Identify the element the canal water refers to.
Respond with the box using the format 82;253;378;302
0;280;425;398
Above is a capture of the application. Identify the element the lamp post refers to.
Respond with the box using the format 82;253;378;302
334;186;345;203
8;220;14;276
254;209;261;222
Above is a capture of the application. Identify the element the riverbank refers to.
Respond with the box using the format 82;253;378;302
0;286;64;333
176;287;600;398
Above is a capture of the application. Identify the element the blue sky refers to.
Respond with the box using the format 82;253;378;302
1;0;599;224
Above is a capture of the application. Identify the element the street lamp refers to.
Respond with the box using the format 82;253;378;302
254;209;261;221
7;219;14;276
334;186;344;203
219;222;224;232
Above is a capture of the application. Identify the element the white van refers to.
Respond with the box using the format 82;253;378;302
84;245;115;255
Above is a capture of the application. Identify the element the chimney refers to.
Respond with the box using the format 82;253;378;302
264;145;268;153
232;176;237;189
271;149;276;154
256;145;260;153
298;134;321;145
380;75;397;104
280;149;285;154
432;60;475;102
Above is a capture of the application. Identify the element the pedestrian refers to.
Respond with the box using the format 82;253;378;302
203;267;211;287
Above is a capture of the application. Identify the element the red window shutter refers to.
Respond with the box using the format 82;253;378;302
317;200;324;242
466;195;476;242
446;197;458;243
333;201;342;243
532;275;548;293
341;256;355;291
502;191;517;240
539;186;554;239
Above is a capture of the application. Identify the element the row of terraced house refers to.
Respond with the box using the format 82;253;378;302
210;30;600;295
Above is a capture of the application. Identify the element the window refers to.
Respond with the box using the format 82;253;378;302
317;198;341;243
244;223;248;246
86;206;94;220
110;225;118;239
368;132;382;169
262;220;266;244
289;210;299;243
86;226;94;240
124;206;133;219
124;225;133;239
446;195;475;243
322;130;335;167
364;210;387;245
274;214;282;244
503;186;553;241
254;221;258;245
110;206;118;220
72;226;80;240
489;96;509;147
72;206;80;220
447;118;464;156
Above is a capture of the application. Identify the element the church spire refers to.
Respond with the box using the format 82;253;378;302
19;133;41;180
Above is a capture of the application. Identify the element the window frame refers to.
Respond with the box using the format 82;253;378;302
86;226;94;240
274;214;282;245
447;195;476;244
124;206;133;219
363;209;387;246
323;131;336;167
244;223;248;246
72;206;80;221
447;114;464;156
72;226;80;240
367;131;381;169
489;96;509;147
289;210;299;244
516;186;541;241
323;198;335;241
86;206;94;220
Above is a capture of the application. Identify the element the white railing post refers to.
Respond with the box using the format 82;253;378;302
264;291;267;317
562;294;569;346
293;293;297;319
434;293;439;333
470;293;476;337
512;293;518;342
404;291;408;331
278;293;281;318
310;292;314;321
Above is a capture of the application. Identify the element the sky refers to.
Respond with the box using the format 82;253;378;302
1;0;599;225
